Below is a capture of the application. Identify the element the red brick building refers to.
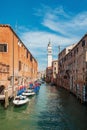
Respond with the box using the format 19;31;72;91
0;24;38;97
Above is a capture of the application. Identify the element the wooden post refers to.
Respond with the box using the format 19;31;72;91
4;90;9;108
13;86;17;99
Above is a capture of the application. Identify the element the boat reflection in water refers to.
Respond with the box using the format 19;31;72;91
0;83;87;130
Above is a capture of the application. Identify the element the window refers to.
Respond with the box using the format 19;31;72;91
48;51;51;53
0;44;7;52
86;62;87;69
68;49;71;52
19;61;21;71
82;40;85;47
30;55;32;61
26;50;28;58
54;67;56;71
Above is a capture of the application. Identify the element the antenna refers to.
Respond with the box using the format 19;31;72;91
15;21;18;32
58;45;60;54
48;38;51;45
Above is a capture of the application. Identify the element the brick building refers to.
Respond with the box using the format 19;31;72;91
0;24;38;97
46;67;52;83
57;34;87;102
57;44;76;89
51;60;58;85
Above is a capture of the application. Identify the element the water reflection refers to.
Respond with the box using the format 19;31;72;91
0;83;87;130
37;85;74;130
13;103;29;112
37;84;87;130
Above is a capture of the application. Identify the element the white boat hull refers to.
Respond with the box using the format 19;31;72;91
13;95;29;106
26;89;34;93
22;92;35;96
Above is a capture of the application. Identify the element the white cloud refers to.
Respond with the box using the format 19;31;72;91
19;30;79;70
42;8;87;37
18;6;87;71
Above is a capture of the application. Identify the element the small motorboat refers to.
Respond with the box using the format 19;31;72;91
13;95;29;106
22;90;35;96
27;89;34;93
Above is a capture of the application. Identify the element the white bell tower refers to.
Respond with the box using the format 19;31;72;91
47;41;52;67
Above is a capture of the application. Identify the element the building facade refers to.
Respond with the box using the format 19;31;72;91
57;44;76;89
46;67;52;83
51;60;58;85
57;34;87;102
0;24;38;97
37;70;46;80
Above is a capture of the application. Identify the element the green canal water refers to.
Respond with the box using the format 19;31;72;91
0;83;87;130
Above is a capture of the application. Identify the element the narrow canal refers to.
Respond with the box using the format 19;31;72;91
0;83;87;130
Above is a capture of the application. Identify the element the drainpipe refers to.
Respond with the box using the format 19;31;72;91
12;33;14;97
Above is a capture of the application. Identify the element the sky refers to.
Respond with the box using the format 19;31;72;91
1;0;87;71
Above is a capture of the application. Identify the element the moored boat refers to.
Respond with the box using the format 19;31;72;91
13;95;29;106
27;89;34;93
22;90;35;96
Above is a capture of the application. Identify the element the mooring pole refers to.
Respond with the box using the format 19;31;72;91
4;90;9;108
